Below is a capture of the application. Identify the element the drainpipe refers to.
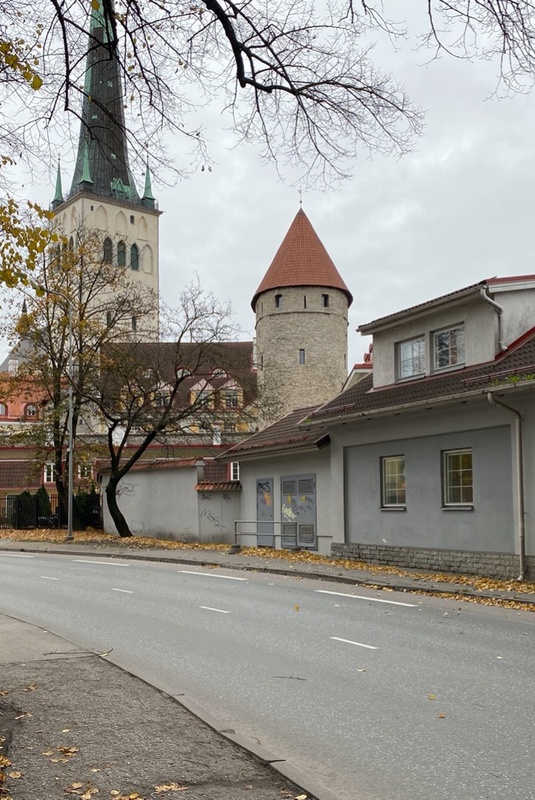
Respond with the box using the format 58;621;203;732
480;287;507;352
486;393;525;580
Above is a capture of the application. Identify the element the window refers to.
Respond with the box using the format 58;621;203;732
25;403;38;418
0;403;6;415
130;215;135;224
212;426;222;445
443;449;473;505
78;463;93;479
397;336;425;380
303;295;307;308
275;294;282;308
434;325;465;371
299;349;305;365
381;456;406;507
103;237;113;263
322;293;329;308
44;462;56;483
225;390;239;409
7;359;18;374
230;462;240;481
131;316;137;332
130;243;139;271
106;310;112;327
117;240;126;267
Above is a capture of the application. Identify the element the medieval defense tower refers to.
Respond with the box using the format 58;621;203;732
252;209;353;422
50;0;161;336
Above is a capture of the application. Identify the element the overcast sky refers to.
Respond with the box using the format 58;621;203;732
14;6;535;368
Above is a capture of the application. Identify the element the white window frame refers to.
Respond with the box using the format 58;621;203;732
433;324;465;371
44;462;56;483
230;462;240;481
443;449;473;506
381;456;406;508
397;336;425;380
78;463;93;480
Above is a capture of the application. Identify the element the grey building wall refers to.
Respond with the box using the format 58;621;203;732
344;425;513;552
198;489;241;544
102;468;199;539
238;449;332;554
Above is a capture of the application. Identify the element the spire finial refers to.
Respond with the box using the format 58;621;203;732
141;162;155;207
52;160;64;208
79;140;94;186
298;187;303;208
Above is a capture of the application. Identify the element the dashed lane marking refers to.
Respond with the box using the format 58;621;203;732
316;589;417;607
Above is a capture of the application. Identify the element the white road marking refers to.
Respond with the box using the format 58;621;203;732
316;589;417;607
0;553;34;558
41;576;59;581
331;636;378;650
199;606;230;614
112;588;133;594
178;570;247;581
73;559;129;567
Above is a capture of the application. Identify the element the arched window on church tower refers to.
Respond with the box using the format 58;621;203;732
103;237;113;263
117;240;126;267
130;243;139;271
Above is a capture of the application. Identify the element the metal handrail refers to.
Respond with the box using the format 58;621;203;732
229;520;332;553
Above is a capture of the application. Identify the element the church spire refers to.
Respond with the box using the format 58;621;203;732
68;0;141;205
51;162;64;209
141;163;155;208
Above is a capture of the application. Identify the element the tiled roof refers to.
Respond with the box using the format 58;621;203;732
251;209;353;309
310;328;535;423
195;481;241;492
102;341;257;407
218;406;329;460
0;461;41;490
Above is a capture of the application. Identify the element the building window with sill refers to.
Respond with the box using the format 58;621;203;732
230;461;240;481
443;449;473;506
0;403;6;416
44;462;56;483
24;403;38;419
433;324;465;371
397;336;425;380
381;456;406;507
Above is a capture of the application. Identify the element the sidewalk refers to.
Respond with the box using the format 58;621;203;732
1;536;534;608
0;614;325;800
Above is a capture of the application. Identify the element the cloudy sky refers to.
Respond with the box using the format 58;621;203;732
16;5;535;368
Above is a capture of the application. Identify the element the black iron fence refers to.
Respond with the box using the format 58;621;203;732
0;491;103;530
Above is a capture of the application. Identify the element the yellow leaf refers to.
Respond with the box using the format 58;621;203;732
438;712;446;719
294;604;300;612
91;0;100;9
0;756;11;768
22;684;37;692
8;771;22;779
31;74;43;90
428;694;436;700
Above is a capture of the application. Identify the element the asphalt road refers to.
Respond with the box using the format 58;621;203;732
1;552;534;800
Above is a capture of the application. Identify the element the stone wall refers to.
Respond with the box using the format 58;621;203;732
331;542;534;580
256;285;348;421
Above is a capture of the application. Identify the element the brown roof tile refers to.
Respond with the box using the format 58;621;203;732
218;406;329;460
310;327;535;423
252;209;353;309
0;460;41;490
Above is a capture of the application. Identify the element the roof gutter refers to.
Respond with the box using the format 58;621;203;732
480;287;507;352
486;392;526;581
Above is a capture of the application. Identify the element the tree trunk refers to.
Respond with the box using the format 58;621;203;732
105;478;133;537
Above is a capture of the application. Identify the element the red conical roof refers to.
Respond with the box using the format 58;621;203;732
251;209;353;310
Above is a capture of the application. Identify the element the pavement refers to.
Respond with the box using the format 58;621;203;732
1;536;534;800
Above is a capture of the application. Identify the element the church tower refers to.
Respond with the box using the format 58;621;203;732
51;0;160;335
252;208;353;422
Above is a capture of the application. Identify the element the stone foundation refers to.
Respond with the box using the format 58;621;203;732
331;542;534;580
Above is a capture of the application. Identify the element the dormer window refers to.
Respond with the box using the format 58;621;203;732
433;325;465;371
275;294;282;309
397;336;425;380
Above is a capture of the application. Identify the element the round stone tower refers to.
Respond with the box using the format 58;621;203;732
252;208;353;423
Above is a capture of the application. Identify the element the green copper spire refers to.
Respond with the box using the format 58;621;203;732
141;163;155;208
68;0;142;205
52;162;64;209
79;140;94;186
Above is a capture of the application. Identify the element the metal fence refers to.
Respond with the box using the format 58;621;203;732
0;492;103;530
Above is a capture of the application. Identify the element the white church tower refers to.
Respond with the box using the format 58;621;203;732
51;0;161;335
